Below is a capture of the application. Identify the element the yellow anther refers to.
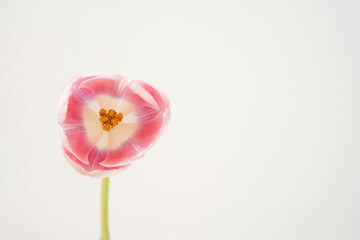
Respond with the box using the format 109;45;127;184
116;113;123;120
103;123;111;132
100;116;109;123
99;109;107;116
110;119;118;126
108;109;116;117
98;108;123;131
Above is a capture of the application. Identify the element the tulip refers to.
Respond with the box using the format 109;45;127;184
57;73;170;239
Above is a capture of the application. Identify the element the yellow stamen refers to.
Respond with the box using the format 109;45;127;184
103;123;111;132
99;109;107;116
100;116;109;123
108;109;116;117
116;113;123;120
110;119;118;126
98;108;123;131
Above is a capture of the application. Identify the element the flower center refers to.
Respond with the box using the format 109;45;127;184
99;108;124;132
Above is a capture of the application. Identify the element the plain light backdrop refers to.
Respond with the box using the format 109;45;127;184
0;0;360;239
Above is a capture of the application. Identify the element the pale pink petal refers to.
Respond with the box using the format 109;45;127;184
63;146;129;178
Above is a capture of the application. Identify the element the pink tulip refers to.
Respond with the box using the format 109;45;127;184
57;73;170;178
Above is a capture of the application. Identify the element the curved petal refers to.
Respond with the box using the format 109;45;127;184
57;73;102;125
139;81;170;112
62;146;129;178
100;139;145;167
77;74;125;98
60;92;104;165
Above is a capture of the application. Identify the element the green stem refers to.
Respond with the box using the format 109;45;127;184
101;177;110;240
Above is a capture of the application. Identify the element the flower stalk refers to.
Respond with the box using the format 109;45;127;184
101;177;110;240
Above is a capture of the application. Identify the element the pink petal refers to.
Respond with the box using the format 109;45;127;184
63;145;129;178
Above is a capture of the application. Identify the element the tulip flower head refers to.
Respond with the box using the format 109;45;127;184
57;73;170;178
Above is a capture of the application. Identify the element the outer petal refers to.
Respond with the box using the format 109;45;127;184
62;146;129;178
57;73;102;125
59;85;101;165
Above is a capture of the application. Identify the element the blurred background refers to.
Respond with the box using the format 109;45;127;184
0;0;360;239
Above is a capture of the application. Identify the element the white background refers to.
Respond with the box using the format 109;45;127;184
1;0;360;239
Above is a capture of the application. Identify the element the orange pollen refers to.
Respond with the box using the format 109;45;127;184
99;108;123;132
